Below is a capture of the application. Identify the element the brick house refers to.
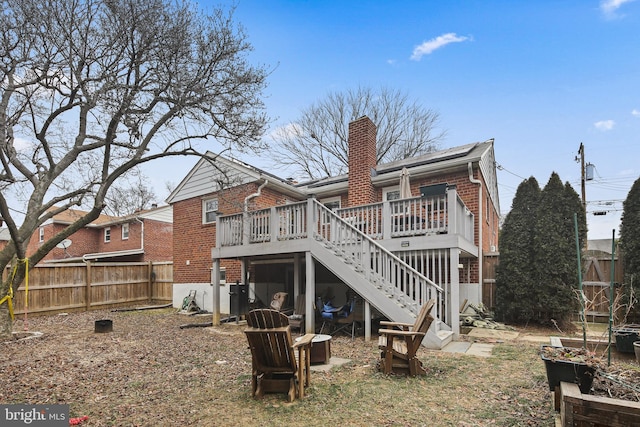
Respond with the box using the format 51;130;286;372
27;205;173;263
167;116;500;348
0;228;9;252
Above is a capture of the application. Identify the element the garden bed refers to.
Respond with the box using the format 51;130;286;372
559;381;640;426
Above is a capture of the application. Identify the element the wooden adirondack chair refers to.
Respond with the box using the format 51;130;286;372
244;309;314;401
377;298;436;376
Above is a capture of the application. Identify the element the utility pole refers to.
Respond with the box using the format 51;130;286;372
576;143;586;212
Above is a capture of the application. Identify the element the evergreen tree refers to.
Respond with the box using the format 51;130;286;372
620;177;640;316
495;177;541;323
531;173;584;326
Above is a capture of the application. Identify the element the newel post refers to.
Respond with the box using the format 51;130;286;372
382;200;391;239
447;186;458;235
85;261;92;311
306;196;316;241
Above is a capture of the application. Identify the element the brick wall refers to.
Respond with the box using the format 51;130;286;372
29;224;102;261
348;116;377;206
173;182;300;285
173;196;216;284
139;220;173;262
28;217;173;263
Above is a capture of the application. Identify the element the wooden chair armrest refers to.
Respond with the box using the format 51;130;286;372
378;328;426;338
293;333;315;348
379;321;413;330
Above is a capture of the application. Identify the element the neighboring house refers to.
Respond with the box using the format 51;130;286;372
167;116;500;348
0;228;9;251
26;205;173;263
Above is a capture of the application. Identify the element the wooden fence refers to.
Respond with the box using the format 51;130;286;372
483;254;624;321
5;261;173;316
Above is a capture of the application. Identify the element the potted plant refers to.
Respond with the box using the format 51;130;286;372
540;345;602;394
612;324;640;353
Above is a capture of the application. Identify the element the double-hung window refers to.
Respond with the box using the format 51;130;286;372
203;198;218;224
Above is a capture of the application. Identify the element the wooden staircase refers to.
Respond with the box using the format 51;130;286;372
309;199;453;349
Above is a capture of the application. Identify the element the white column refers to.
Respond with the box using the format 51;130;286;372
364;299;371;341
450;249;460;338
294;253;300;298
305;252;315;334
211;259;220;326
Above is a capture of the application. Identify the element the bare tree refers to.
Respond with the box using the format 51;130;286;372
103;169;157;216
271;86;446;179
0;0;269;337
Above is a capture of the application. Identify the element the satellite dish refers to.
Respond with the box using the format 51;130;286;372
56;239;72;249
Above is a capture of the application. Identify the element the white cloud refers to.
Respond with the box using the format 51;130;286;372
594;119;615;131
632;109;640;117
269;122;304;140
11;137;34;152
600;0;635;18
410;33;470;61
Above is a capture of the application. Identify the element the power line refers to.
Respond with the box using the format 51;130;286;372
495;162;527;181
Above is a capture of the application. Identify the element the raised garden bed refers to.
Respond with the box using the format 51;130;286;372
552;336;636;363
558;381;640;426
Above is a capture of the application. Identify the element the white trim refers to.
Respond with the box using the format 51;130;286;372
122;223;129;240
104;227;111;243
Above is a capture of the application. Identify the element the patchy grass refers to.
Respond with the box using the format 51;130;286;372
1;309;556;426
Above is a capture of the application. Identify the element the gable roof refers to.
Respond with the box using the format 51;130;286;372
165;152;305;204
44;205;172;228
45;208;115;227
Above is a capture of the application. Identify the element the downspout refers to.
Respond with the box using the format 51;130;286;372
136;217;144;252
468;162;483;302
244;180;268;212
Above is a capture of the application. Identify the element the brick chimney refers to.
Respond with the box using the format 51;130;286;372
347;116;377;206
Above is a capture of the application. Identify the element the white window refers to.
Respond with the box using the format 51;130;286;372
220;268;226;285
122;223;129;240
203;198;218;224
39;227;44;243
104;227;111;242
383;186;400;201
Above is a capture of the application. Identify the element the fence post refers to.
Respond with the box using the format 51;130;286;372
148;261;153;302
85;261;92;311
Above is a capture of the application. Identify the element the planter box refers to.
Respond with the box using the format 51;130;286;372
613;326;640;353
541;346;597;394
559;381;640;426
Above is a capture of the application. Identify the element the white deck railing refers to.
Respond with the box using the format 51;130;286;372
218;189;474;247
216;192;476;324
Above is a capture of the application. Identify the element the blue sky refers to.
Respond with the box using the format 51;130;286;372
151;0;640;240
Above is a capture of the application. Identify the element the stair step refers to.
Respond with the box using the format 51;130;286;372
436;330;455;347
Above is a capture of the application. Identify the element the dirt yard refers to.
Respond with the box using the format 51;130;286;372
0;308;635;426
